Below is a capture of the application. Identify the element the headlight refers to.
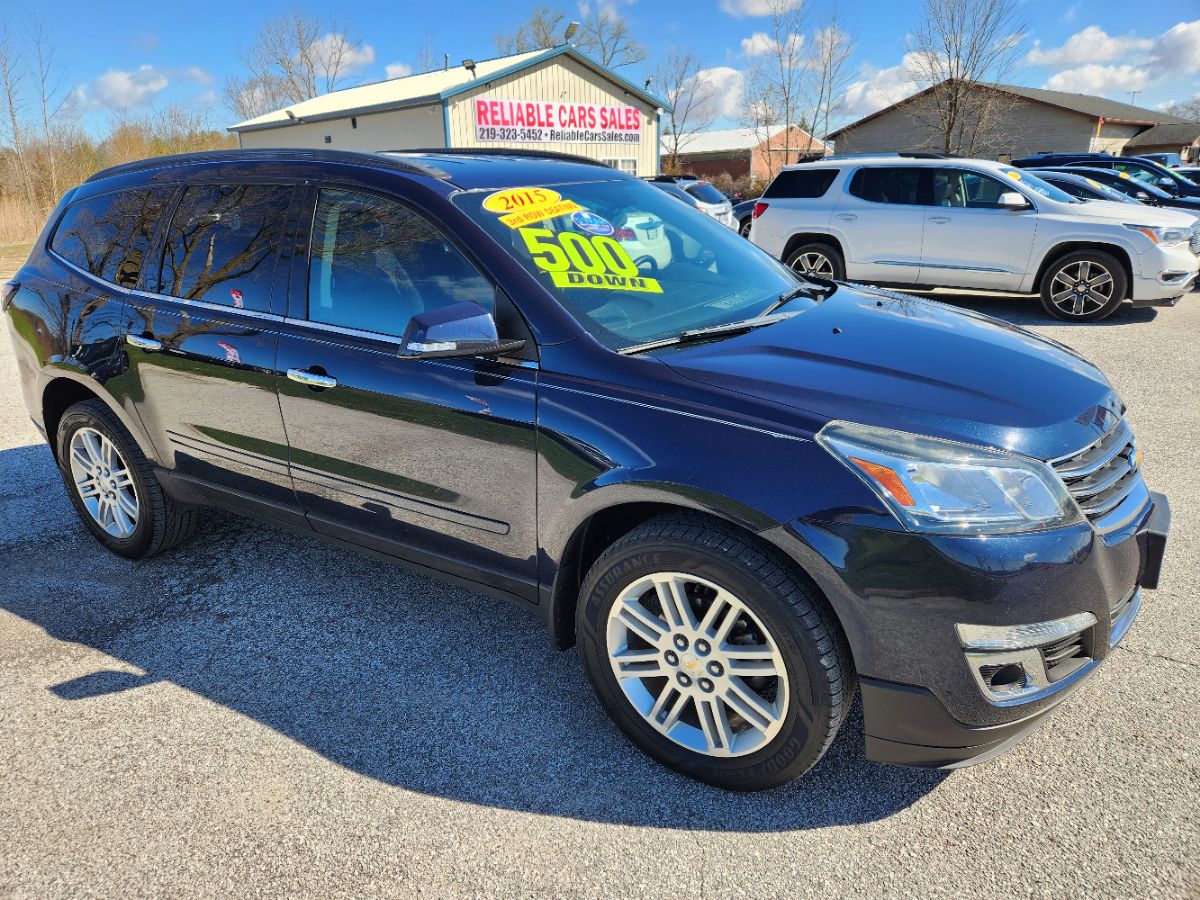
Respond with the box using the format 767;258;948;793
816;421;1082;535
1124;223;1188;247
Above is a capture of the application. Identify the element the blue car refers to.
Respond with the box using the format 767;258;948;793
2;148;1170;789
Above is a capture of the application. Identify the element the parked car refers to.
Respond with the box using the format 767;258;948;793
1176;166;1200;181
1032;166;1200;218
643;176;736;229
751;154;1199;321
1032;170;1150;206
1010;153;1200;199
732;198;757;237
1137;152;1183;169
3;148;1172;790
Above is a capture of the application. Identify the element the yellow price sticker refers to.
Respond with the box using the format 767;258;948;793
519;227;663;293
483;187;583;228
1005;170;1022;181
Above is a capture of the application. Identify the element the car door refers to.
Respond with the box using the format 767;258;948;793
919;168;1038;291
274;186;539;602
125;181;300;511
832;166;926;284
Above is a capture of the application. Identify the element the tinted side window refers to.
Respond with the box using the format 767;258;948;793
51;188;173;288
308;189;492;337
848;167;923;205
158;184;293;311
762;169;838;199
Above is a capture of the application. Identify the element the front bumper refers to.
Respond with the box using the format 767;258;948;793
1130;244;1198;304
770;490;1171;768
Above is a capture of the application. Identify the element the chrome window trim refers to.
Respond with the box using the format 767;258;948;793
129;288;286;322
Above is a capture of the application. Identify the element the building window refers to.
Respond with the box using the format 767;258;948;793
605;158;637;176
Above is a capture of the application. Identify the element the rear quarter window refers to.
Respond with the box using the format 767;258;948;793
50;187;174;289
762;169;838;199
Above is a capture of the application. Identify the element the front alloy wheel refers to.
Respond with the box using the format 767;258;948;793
577;514;854;791
606;572;789;757
1039;250;1126;322
68;426;139;538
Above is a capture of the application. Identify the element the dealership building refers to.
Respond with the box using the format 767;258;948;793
229;45;668;176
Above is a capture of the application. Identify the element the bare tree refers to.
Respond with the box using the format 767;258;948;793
29;19;66;204
905;0;1025;155
414;32;440;74
655;51;715;174
1162;96;1200;122
226;11;368;120
578;6;645;69
494;7;568;54
0;28;38;207
804;14;854;149
742;0;810;180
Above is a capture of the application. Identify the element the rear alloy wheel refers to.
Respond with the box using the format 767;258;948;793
785;242;844;280
577;514;854;791
1039;251;1126;322
739;217;752;238
68;426;140;539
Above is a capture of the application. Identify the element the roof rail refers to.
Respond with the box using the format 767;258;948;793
798;151;959;162
383;147;613;168
85;147;450;184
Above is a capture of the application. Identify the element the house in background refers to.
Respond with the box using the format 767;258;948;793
228;45;669;177
662;125;825;185
828;81;1194;162
1122;123;1200;163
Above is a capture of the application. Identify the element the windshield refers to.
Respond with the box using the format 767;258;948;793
454;178;810;351
1107;171;1170;198
1000;167;1078;203
685;181;728;205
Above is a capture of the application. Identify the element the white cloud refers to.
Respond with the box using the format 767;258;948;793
1025;26;1153;70
195;89;218;106
721;0;803;17
839;54;922;118
180;66;214;85
309;33;376;79
739;30;804;57
1152;20;1200;75
1044;64;1150;95
1028;19;1199;99
692;66;745;120
89;65;170;110
385;62;413;79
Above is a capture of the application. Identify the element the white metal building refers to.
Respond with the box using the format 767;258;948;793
229;45;668;176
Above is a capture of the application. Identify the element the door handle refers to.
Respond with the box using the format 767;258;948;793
929;216;951;224
126;334;162;351
287;368;338;390
834;213;858;221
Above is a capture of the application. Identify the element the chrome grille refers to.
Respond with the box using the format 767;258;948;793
1051;420;1144;524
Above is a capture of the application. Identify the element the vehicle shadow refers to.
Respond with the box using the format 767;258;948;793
0;442;948;831
911;290;1162;327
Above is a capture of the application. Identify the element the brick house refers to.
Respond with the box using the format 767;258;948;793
662;125;825;185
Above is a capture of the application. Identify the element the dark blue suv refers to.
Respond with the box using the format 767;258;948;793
2;148;1170;790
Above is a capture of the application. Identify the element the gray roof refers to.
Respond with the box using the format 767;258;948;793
1124;122;1200;148
829;80;1191;138
988;83;1192;125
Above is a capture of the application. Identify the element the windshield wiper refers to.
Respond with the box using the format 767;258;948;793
760;283;828;316
620;312;797;355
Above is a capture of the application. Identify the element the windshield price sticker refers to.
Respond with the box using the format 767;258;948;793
483;187;583;228
519;227;662;293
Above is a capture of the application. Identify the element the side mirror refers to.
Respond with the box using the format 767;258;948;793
1135;191;1151;201
997;191;1030;210
1157;177;1178;194
399;301;525;360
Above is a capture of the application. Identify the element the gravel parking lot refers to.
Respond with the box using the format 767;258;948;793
1;247;1197;897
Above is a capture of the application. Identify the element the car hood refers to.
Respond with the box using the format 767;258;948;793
1051;198;1198;227
659;285;1121;461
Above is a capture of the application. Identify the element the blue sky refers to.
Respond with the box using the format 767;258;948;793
4;0;1198;134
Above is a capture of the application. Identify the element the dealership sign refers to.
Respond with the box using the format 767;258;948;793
474;99;642;145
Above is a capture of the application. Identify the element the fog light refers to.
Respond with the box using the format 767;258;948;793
958;612;1097;704
983;662;1027;692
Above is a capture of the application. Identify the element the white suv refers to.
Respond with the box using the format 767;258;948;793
750;154;1200;321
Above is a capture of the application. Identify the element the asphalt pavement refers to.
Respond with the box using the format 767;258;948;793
1;281;1197;898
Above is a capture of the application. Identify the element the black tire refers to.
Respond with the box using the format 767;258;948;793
738;217;752;238
55;399;197;559
785;242;845;280
576;514;854;791
1038;250;1127;322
